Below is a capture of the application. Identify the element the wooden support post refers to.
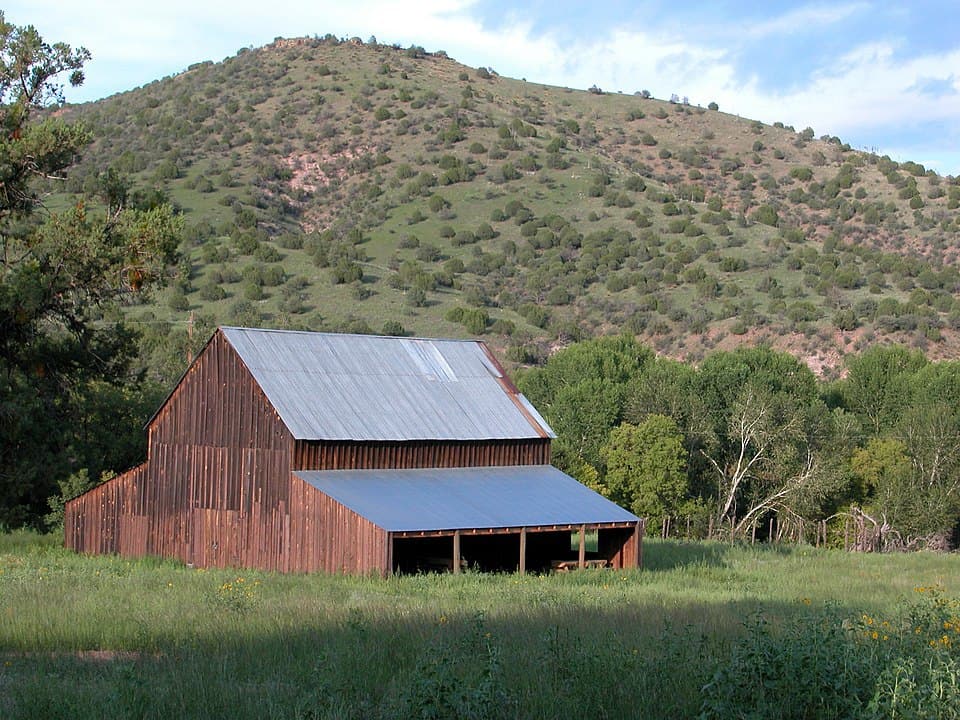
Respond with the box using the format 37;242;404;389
453;530;461;574
519;527;527;575
578;525;586;569
385;532;394;577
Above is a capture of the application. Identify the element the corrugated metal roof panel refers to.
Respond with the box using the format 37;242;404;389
295;465;638;532
221;327;555;441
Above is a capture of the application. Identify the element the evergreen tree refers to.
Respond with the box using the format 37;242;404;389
0;14;180;526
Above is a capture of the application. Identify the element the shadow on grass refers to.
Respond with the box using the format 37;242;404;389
643;538;731;571
5;595;812;720
643;537;804;572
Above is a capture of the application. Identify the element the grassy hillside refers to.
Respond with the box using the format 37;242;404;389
52;36;960;373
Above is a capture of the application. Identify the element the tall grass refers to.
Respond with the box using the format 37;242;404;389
2;534;959;718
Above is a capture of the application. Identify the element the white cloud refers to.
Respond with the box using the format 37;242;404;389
722;43;960;140
741;2;869;38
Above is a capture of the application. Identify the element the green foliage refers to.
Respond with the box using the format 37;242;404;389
0;17;180;526
330;259;363;284
750;204;779;227
397;613;510;720
445;306;488;334
602;415;689;519
702;592;960;720
702;608;870;719
843;346;927;433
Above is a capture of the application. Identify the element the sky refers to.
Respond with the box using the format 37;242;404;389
8;1;960;175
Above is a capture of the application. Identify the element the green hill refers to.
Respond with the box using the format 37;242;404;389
52;35;960;374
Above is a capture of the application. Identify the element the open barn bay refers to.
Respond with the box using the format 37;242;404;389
2;532;959;719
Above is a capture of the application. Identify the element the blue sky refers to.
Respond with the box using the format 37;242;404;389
9;1;960;174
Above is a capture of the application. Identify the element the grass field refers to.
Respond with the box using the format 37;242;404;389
2;532;959;719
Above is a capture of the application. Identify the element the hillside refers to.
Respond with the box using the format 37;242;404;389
52;35;960;374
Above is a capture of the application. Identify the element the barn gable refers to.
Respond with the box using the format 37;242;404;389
66;327;642;574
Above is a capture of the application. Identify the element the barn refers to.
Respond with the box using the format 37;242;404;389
65;327;642;574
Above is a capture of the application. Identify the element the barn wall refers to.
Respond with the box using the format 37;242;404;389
65;464;149;557
600;520;644;569
143;333;295;569
293;438;551;470
149;331;290;451
68;330;301;571
287;476;388;574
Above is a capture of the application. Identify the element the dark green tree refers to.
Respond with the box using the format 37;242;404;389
0;15;180;526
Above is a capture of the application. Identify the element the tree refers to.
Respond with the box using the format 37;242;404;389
696;345;818;434
0;15;180;526
517;334;652;411
750;204;779;227
695;348;828;535
602;415;689;520
841;346;927;434
547;378;625;472
895;403;960;542
625;358;706;431
848;436;946;547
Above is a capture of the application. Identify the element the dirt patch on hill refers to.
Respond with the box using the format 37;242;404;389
283;143;376;194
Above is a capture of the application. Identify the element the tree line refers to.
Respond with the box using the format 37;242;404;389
517;336;960;550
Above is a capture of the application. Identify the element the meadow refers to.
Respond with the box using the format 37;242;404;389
2;531;959;719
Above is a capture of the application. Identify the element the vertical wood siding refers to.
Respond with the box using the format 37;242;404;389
65;464;148;557
599;521;644;569
293;438;551;470
143;332;295;570
66;331;304;571
287;478;389;574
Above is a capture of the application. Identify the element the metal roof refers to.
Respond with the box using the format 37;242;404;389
221;327;554;441
294;465;638;532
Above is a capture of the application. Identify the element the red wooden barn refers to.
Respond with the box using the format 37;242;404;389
65;327;642;574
